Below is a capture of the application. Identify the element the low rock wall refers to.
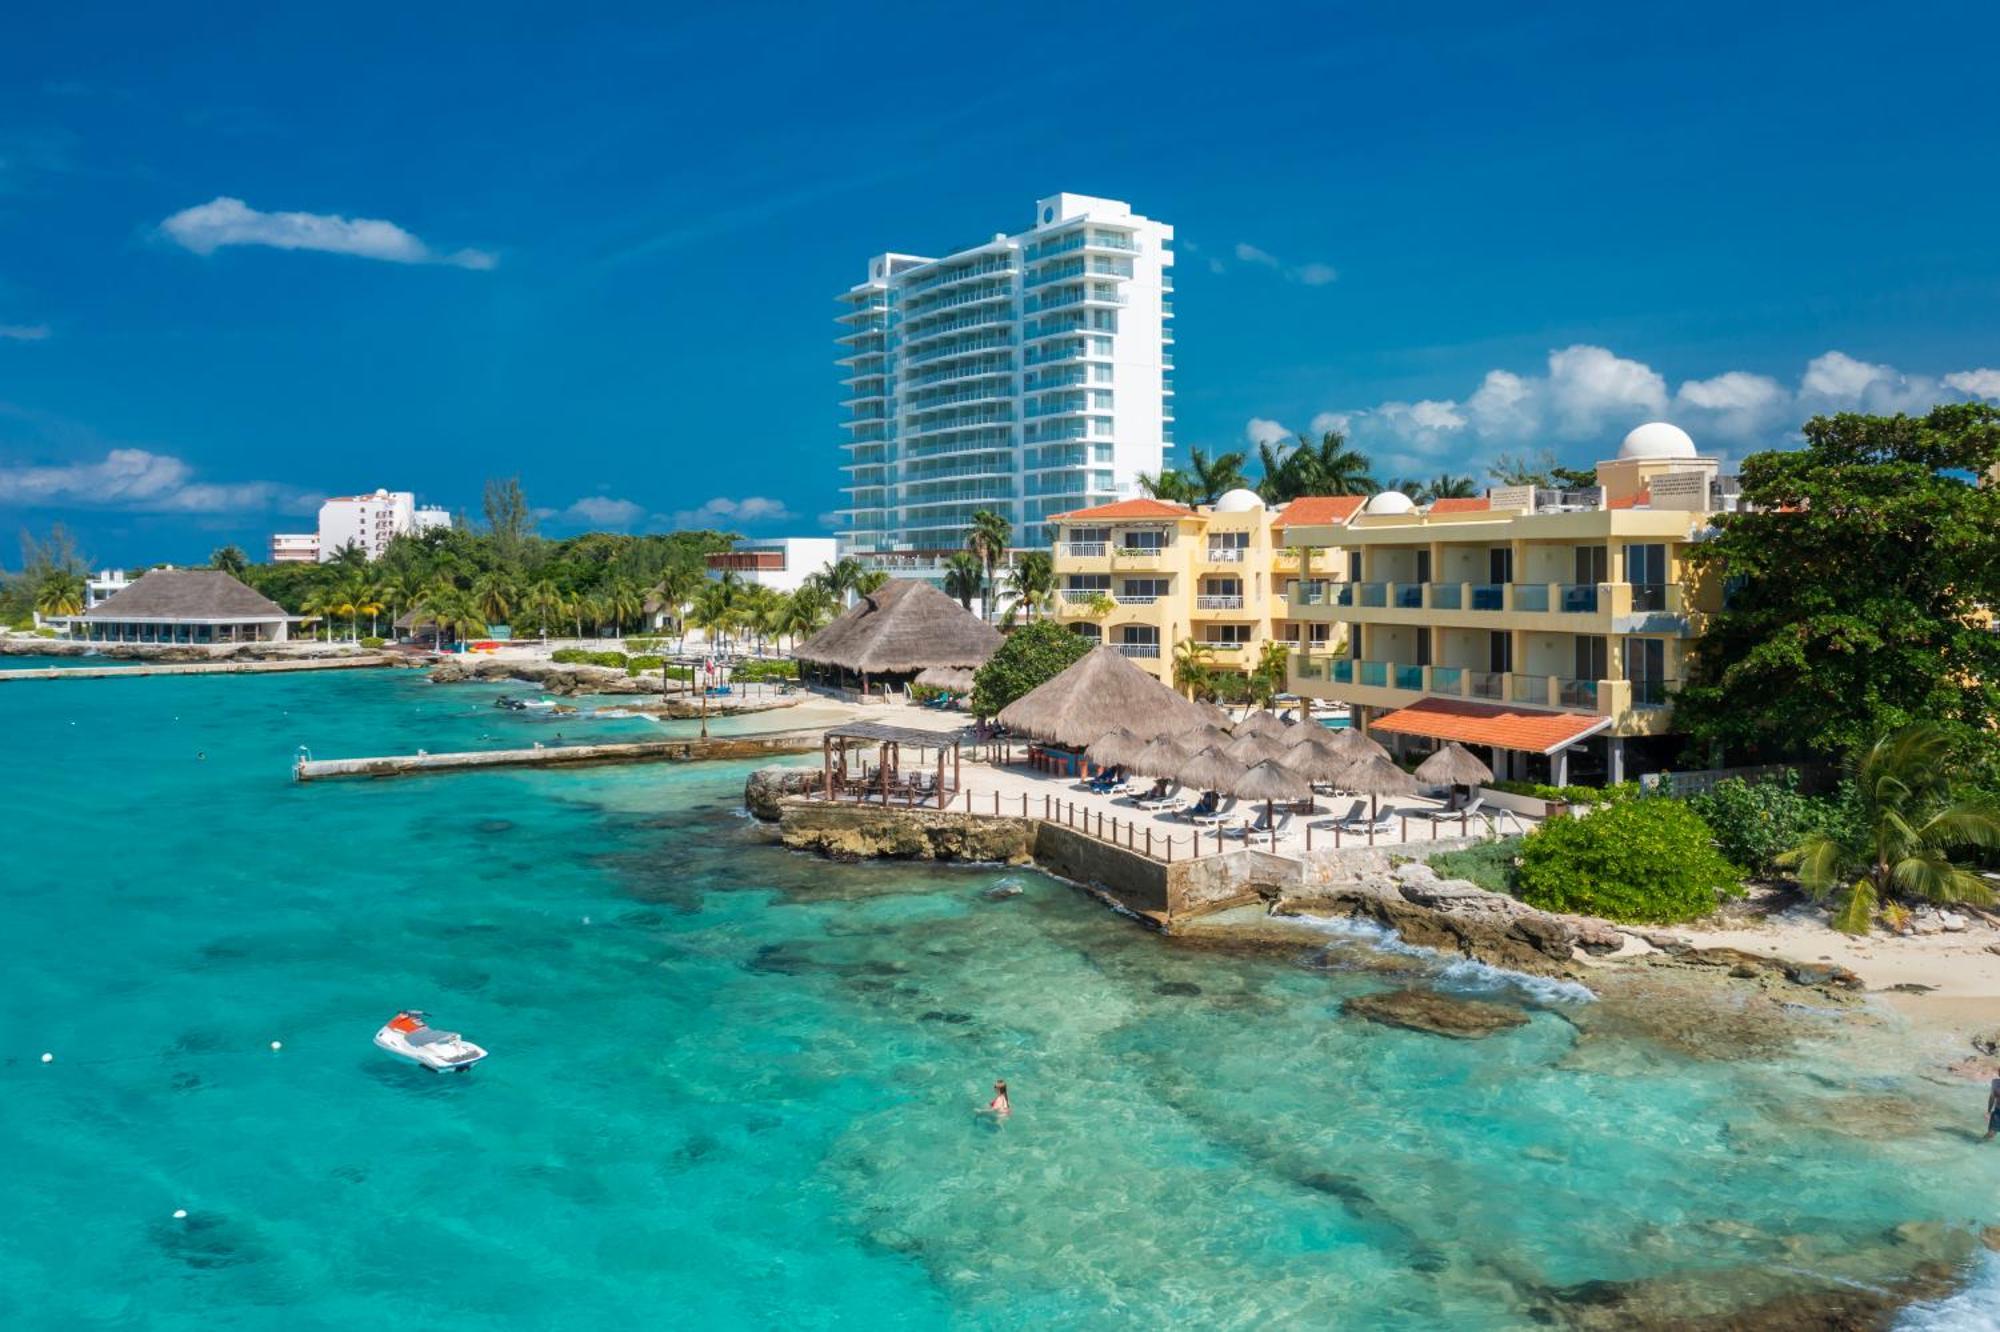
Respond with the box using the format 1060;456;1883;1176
776;801;1035;865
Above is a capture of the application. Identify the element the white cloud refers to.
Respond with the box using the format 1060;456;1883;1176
1944;368;2000;399
158;196;496;270
1225;242;1337;286
1276;345;2000;479
559;495;644;528
1293;262;1338;287
0;447;314;514
0;323;49;341
1244;417;1293;449
1234;242;1279;267
670;495;794;530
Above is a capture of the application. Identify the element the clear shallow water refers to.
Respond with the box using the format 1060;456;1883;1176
2;671;1997;1329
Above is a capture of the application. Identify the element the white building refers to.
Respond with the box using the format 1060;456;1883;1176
302;489;451;563
85;568;133;609
704;537;838;593
269;533;320;563
838;192;1174;580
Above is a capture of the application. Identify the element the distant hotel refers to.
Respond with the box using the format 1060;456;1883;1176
704;537;837;593
837;193;1174;581
271;488;450;563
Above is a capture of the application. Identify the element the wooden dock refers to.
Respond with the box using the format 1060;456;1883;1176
0;654;402;683
294;729;823;781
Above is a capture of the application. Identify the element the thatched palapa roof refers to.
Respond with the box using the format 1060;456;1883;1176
84;570;287;621
995;646;1211;747
914;666;976;694
794;580;1001;676
1414;741;1494;787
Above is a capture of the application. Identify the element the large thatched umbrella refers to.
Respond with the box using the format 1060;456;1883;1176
1325;727;1392;765
914;666;975;695
1233;709;1287;737
996;646;1211;747
1084;726;1147;769
1414;741;1493;789
1281;721;1331;748
1233;758;1312;839
1199;702;1232;728
1128;735;1192;779
1177;746;1248;794
1342;753;1423;820
1284;733;1354;784
1224;730;1291;766
795;579;1001;691
1186;723;1234;752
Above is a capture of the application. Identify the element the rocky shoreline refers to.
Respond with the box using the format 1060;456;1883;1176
0;637;384;664
426;655;801;719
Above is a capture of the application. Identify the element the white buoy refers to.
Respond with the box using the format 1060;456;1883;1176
269;1041;282;1051
582;916;592;925
173;1209;188;1220
41;1052;53;1063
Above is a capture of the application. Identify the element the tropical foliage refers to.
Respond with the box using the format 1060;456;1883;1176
1685;773;1840;876
1679;404;2000;761
969;619;1093;718
1514;798;1743;924
1783;725;2000;933
1255;430;1377;502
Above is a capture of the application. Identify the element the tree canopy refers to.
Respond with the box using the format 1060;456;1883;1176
970;619;1093;717
1678;404;2000;761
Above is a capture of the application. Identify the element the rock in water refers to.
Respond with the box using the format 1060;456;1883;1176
743;766;822;821
1342;988;1530;1040
981;881;1024;901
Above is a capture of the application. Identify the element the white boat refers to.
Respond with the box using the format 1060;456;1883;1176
373;1011;487;1072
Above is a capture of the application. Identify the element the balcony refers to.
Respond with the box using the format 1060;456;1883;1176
1113;593;1161;605
1063;541;1107;558
1195;595;1245;610
1204;546;1248;563
1200;641;1247;653
1115;642;1161;659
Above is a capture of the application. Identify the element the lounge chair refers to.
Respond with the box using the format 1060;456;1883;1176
1232;807;1294;840
1135;783;1183;812
1189;794;1236;827
1418;796;1483;828
1343;804;1396;833
1308;799;1366;832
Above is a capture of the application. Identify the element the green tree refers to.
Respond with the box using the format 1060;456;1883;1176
471;571;516;627
1786;725;2000;933
1135;468;1200;504
603;578;645;639
482;476;535;566
855;568;889;596
33;569;85;623
423;587;488;647
774;584;831;650
942;550;985;611
209;545;250;579
1185;447;1250;503
1248;639;1291;708
1426;473;1478;500
1172;637;1218;700
523;579;564;641
651;565;701;642
1001;550;1056;624
1257;430;1376;502
1486;450;1558;487
970;619;1093;717
1679;404;2000;760
965;509;1012;622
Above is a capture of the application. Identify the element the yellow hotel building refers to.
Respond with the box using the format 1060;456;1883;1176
1282;423;1729;786
1048;489;1365;688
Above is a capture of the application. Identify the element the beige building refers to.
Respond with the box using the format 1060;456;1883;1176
1049;489;1364;690
1283;423;1728;785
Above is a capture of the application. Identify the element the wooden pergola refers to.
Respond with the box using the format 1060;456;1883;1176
821;721;970;809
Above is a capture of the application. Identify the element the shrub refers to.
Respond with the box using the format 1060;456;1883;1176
625;637;664;653
1427;838;1523;894
1515;799;1743;923
732;658;798;682
360;636;386;649
1685;772;1838;875
971;620;1093;717
551;648;628;668
625;654;664;675
1487;779;1640;807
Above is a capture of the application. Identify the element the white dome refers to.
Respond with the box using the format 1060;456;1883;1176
1363;490;1416;515
1618;421;1697;461
1212;487;1266;513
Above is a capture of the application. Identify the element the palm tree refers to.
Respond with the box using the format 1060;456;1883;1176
328;541;370;573
942;550;985;611
381;569;427;639
209;545;250;579
603;579;644;639
1185;448;1250;503
688;580;736;654
1785;725;2000;933
1172;638;1217;700
523;579;564;641
1002;550;1057;624
471;571;516;628
299;586;339;643
965;509;1012;622
1272;430;1375;498
334;572;371;641
423;587;488;647
651;565;701;642
774;585;831;650
855;568;889;596
33;569;84;630
1427;473;1479;500
1135;468;1200;504
355;584;386;640
817;558;868;607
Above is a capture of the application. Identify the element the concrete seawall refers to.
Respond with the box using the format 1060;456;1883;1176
0;654;401;683
297;729;823;781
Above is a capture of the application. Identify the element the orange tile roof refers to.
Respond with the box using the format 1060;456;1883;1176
1370;697;1611;755
1426;497;1489;514
1272;496;1367;528
1051;498;1197;521
1605;487;1651;510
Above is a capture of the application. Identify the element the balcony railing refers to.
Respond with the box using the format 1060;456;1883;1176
1512;583;1550;613
1113;593;1160;605
1205;546;1247;562
1115;642;1161;659
1560;583;1600;614
1062;542;1107;558
1632;677;1672;707
1558;677;1599;708
1195;595;1245;610
1201;641;1247;653
1468;670;1505;700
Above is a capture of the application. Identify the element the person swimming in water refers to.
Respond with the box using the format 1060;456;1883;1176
975;1078;1010;1118
1984;1073;2000;1142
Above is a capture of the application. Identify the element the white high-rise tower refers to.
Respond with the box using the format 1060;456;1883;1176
836;192;1174;579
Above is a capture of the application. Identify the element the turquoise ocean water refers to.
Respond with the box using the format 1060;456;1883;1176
2;669;1997;1328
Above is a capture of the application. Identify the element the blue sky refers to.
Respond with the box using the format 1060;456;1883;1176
3;2;1998;565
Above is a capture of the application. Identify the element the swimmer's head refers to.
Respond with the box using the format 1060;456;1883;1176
993;1079;1007;1095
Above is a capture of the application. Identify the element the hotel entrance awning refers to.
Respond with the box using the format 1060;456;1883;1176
1370;698;1611;755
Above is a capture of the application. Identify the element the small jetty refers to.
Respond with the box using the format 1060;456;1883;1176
295;729;823;781
0;654;400;683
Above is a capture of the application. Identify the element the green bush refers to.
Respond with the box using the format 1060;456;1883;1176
1685;773;1838;875
1516;799;1743;923
360;636;386;649
971;620;1093;717
1487;779;1639;807
625;637;664;653
551;648;628;668
732;658;798;682
1427;838;1522;893
625;654;664;675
